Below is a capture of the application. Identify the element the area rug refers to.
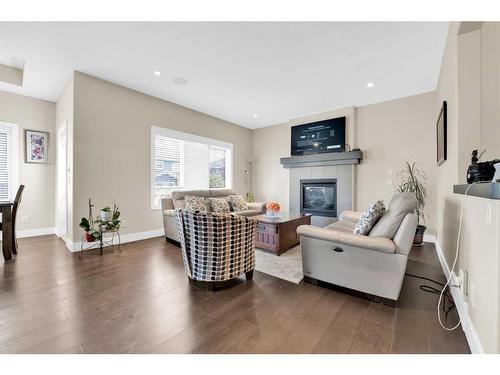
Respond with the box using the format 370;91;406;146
254;245;303;284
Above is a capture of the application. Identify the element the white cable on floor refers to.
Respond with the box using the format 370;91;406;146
437;181;487;330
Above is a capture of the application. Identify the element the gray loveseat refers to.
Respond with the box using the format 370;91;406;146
161;188;266;243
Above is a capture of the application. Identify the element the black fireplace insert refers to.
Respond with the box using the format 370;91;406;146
300;179;337;217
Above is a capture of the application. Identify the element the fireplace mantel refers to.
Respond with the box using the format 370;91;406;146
280;150;363;169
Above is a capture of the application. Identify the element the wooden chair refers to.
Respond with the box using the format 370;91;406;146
0;185;25;255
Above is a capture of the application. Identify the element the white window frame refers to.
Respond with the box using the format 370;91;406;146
0;121;19;201
150;126;233;210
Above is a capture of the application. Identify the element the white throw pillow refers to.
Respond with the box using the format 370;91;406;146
353;200;386;236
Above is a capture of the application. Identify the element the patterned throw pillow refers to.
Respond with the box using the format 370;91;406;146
228;195;248;211
184;196;209;212
353;200;386;236
207;198;231;213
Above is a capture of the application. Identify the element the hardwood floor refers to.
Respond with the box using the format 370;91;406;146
0;235;470;354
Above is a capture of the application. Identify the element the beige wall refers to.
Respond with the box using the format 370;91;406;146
252;94;438;234
70;72;252;242
355;92;438;234
481;22;500;162
436;21;500;353
0;90;56;232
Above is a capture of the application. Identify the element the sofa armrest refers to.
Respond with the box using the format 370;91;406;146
247;201;266;213
297;225;395;254
339;210;363;224
161;196;174;210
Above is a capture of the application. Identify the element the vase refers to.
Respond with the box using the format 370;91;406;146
100;210;112;221
266;209;280;218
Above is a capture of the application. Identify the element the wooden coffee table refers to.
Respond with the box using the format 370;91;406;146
253;212;312;256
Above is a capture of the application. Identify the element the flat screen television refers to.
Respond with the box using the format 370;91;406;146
291;117;346;156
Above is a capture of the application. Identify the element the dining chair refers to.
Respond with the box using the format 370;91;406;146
0;185;25;255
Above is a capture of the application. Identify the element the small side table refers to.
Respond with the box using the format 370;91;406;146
80;226;121;258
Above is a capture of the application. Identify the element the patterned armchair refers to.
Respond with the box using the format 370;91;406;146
174;209;257;288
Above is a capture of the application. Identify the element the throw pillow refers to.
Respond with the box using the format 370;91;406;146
353;200;386;236
369;192;418;239
207;198;231;213
184;196;209;212
228;195;248;211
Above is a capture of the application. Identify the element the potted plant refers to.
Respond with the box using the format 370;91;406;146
395;162;428;246
79;217;96;242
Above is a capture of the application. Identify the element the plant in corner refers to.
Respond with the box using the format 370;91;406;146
395;162;428;246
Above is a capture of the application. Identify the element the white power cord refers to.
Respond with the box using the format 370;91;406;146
437;181;488;330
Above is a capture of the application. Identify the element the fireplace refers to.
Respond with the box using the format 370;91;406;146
300;179;337;217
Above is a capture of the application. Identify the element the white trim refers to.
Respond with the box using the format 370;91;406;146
67;228;165;252
424;234;484;354
0;227;56;240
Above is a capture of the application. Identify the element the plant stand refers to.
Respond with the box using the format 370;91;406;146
80;225;121;258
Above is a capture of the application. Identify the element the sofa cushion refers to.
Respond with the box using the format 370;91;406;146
210;188;237;198
228;195;248;211
353;200;386;235
184;196;209;212
207;197;231;213
171;190;210;209
233;209;261;217
369;192;417;239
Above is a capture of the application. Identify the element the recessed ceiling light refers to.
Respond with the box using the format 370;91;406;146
366;82;375;88
253;113;259;118
153;70;161;76
173;77;188;85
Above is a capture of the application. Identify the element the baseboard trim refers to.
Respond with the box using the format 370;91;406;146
0;227;56;240
67;228;165;252
423;234;484;354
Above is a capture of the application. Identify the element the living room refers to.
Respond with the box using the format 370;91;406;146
1;1;499;373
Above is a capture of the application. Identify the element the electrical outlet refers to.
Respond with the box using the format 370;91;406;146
387;178;393;186
21;216;29;224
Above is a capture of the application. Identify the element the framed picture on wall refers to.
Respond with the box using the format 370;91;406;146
436;101;447;166
25;129;49;164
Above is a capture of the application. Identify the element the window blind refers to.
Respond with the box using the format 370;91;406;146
151;126;232;209
0;129;10;201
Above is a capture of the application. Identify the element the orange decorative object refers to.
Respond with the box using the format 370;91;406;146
266;201;281;212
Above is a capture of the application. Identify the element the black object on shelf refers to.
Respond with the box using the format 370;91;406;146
466;149;500;183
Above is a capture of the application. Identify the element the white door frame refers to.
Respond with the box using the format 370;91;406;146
56;122;68;240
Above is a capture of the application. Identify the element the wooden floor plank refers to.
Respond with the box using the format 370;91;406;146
0;236;470;354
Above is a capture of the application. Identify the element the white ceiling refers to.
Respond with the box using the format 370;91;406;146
0;22;449;129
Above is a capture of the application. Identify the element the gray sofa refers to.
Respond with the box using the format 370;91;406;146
161;188;266;242
297;193;418;301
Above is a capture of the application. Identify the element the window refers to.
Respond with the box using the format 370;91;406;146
0;122;18;201
151;126;232;209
